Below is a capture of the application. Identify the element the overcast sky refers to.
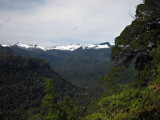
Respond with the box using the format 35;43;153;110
0;0;142;46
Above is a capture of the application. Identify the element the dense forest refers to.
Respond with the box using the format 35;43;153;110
10;43;113;104
0;0;160;120
0;46;82;120
86;0;160;119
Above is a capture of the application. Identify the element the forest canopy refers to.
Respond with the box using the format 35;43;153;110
86;0;160;119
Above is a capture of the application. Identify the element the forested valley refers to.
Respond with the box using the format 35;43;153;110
0;0;160;119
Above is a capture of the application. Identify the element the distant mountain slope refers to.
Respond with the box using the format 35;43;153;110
0;46;80;120
47;43;111;51
11;45;64;67
1;42;113;101
2;42;112;51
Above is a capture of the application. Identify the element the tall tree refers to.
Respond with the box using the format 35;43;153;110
41;78;58;120
39;78;80;120
111;0;160;71
85;0;160;119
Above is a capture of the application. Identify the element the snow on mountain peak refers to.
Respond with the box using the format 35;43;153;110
15;42;34;49
1;44;11;47
51;44;82;51
35;45;46;51
1;42;112;51
47;42;112;51
82;44;110;49
48;44;82;51
14;42;46;51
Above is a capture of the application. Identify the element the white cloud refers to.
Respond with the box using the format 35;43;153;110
0;0;142;46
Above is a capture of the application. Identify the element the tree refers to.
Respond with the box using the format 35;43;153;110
86;0;160;119
111;0;160;71
37;78;79;120
58;96;79;120
97;66;124;94
41;78;58;120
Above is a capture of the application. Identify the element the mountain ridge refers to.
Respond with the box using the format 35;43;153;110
1;42;113;51
0;42;112;106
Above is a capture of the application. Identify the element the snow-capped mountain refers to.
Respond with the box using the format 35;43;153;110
1;44;11;47
1;42;112;51
14;42;46;51
47;42;112;51
48;44;82;51
81;44;110;50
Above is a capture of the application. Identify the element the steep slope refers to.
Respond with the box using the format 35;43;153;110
11;45;64;67
0;46;79;120
54;49;112;96
2;42;112;101
85;0;160;119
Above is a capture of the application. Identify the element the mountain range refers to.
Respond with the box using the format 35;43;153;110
1;42;112;51
0;46;86;119
0;42;113;119
0;42;113;103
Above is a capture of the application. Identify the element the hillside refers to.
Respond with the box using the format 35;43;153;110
85;0;160;119
0;46;81;120
4;43;113;100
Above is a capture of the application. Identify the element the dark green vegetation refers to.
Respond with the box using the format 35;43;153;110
86;0;160;119
0;46;81;120
1;0;160;119
11;45;112;102
54;49;112;100
29;78;80;120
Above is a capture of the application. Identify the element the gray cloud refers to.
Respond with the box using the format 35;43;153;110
0;0;142;46
0;18;9;28
73;26;79;31
0;0;44;10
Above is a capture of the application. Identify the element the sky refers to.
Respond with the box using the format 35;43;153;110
0;0;142;46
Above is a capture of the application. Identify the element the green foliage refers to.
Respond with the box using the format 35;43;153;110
97;66;125;96
111;0;160;70
96;44;160;120
85;113;106;120
35;78;80;120
85;113;102;120
2;1;160;120
98;66;123;87
97;84;160;120
58;96;80;120
41;78;57;120
0;48;79;120
85;100;99;115
86;0;160;120
55;55;111;106
11;44;112;111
